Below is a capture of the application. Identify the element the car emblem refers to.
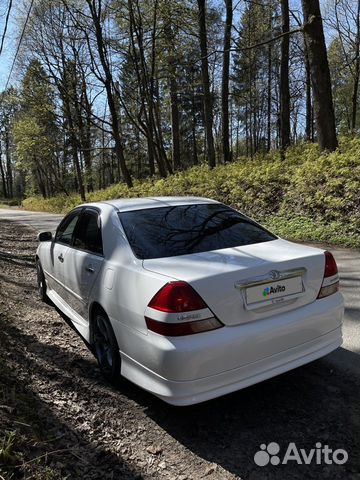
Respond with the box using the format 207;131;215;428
269;270;281;280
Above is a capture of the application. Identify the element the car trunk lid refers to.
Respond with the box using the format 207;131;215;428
142;239;325;326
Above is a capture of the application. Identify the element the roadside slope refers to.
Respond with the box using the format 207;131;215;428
21;137;360;248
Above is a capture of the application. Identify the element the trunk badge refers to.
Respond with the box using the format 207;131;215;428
269;270;281;280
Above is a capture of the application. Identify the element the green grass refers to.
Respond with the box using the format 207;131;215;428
0;430;17;464
264;215;359;248
22;136;360;248
0;199;21;207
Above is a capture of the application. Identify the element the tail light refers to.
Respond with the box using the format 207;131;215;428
148;281;207;312
317;251;339;299
146;281;223;336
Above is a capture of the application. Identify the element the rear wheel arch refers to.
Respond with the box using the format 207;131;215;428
89;302;107;342
36;258;47;302
89;302;121;384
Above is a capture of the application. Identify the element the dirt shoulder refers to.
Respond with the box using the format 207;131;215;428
0;219;359;480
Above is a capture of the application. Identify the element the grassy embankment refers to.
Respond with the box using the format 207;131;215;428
22;137;359;248
0;199;21;208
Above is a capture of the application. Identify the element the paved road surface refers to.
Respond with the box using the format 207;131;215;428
0;207;358;363
0;208;64;232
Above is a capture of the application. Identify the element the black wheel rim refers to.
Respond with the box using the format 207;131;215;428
94;315;113;374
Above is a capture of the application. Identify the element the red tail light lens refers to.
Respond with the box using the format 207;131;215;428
317;251;339;299
146;281;223;336
324;251;338;277
148;281;207;313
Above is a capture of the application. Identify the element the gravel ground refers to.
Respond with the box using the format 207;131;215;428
0;219;359;480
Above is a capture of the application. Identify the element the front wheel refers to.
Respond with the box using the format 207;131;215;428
36;261;47;302
93;311;121;384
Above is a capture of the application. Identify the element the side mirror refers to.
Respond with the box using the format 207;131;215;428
37;231;53;242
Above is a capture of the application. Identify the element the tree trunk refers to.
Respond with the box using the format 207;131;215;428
35;162;47;199
153;76;172;175
128;0;167;178
301;0;338;151
351;0;360;130
197;0;216;168
248;70;254;157
146;135;156;176
169;74;181;170
267;6;272;152
267;42;272;151
0;142;7;198
81;81;94;192
245;101;249;156
61;81;86;201
74;84;93;193
135;128;141;177
164;20;181;170
311;103;315;141
221;0;233;163
71;133;86;201
191;84;199;165
305;48;312;141
105;83;133;186
280;0;291;158
351;67;359;131
87;0;133;187
149;3;170;176
235;119;239;158
5;131;13;198
63;94;86;202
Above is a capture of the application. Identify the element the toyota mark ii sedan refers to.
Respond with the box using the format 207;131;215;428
36;197;344;405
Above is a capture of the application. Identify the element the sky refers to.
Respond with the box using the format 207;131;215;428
0;0;18;92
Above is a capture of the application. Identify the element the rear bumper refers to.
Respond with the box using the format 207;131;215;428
119;292;344;405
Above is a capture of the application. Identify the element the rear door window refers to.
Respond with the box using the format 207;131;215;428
73;209;103;256
55;209;82;245
119;203;276;260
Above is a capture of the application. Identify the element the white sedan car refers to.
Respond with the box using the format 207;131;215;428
36;197;344;405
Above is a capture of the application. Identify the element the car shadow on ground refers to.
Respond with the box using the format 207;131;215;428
137;352;360;479
0;250;35;268
43;304;360;479
2;304;359;480
0;322;148;479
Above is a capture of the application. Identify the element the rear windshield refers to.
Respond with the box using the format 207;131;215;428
118;203;276;260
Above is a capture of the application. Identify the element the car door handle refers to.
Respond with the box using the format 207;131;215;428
85;265;95;273
58;253;64;263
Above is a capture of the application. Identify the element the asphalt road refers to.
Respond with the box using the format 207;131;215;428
0;207;64;232
0;206;358;363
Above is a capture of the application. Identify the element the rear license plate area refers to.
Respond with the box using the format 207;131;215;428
245;276;304;310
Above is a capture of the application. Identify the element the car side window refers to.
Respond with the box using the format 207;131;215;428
55;210;81;245
73;210;103;256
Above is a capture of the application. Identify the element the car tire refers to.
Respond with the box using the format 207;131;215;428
36;261;47;302
92;310;121;385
